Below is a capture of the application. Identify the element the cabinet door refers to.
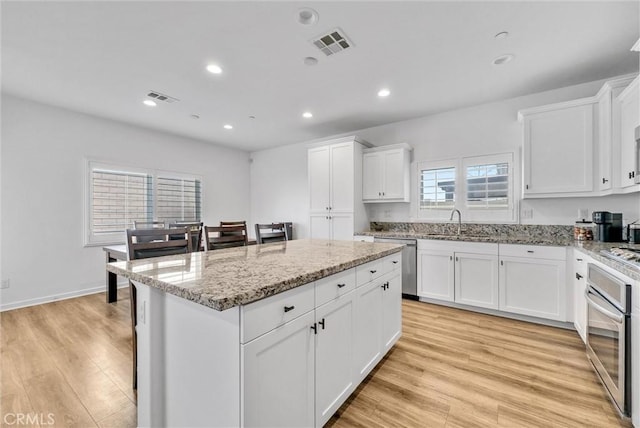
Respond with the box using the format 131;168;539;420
330;143;354;212
599;92;614;191
382;149;406;200
315;292;355;427
499;256;567;321
353;280;383;383
381;273;402;352
309;214;331;240
330;213;354;241
523;103;593;195
573;255;588;343
418;249;454;302
309;146;331;213
242;311;315;428
454;252;499;310
362;152;382;200
618;79;639;188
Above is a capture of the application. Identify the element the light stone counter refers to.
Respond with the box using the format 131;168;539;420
574;241;640;281
358;230;573;246
107;238;402;311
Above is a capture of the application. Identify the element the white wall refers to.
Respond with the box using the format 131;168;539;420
1;94;251;310
250;76;640;236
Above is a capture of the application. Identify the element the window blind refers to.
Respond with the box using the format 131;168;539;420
91;169;152;234
419;167;456;209
156;176;201;223
465;162;509;208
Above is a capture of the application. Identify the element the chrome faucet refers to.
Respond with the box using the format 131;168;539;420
449;209;462;235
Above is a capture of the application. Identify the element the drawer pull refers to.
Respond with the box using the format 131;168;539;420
576;273;583;280
370;270;377;274
527;250;534;253
319;318;325;330
337;283;346;288
576;258;583;262
284;305;295;313
381;282;389;290
310;323;317;334
392;260;398;264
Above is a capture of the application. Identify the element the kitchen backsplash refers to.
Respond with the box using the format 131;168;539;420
369;221;574;240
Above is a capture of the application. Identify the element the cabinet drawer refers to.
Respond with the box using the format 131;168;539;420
499;244;566;261
241;282;315;343
383;253;402;274
356;258;384;287
315;268;356;307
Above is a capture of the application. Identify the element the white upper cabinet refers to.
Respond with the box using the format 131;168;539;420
519;99;595;197
362;144;411;203
308;136;369;240
616;76;640;189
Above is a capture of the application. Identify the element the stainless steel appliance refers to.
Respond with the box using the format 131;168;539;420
592;211;623;242
373;237;417;299
585;264;632;417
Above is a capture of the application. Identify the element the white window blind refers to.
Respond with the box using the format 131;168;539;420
419;166;456;209
91;169;152;236
465;162;510;209
156;176;202;223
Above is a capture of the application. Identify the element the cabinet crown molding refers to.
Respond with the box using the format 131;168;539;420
363;143;413;153
595;74;638;99
517;96;597;121
307;135;372;150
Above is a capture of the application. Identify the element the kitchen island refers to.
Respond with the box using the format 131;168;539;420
107;239;403;427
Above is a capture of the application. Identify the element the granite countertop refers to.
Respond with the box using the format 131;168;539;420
107;239;403;311
358;230;573;246
574;241;640;281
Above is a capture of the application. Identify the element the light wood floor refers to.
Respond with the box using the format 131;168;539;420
1;291;631;427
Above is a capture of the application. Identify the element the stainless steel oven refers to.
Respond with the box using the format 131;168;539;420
585;263;632;417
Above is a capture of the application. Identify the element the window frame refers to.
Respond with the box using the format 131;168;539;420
84;160;203;246
416;158;458;221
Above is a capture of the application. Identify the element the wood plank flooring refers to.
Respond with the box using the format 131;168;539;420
1;292;630;427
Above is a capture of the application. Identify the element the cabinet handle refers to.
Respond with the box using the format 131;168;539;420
319;318;325;330
450;256;453;261
382;192;385;196
630;172;634;179
526;184;529;190
337;283;346;288
501;260;504;266
370;270;377;274
576;273;583;280
284;305;295;313
576;258;583;262
455;257;459;262
602;178;609;184
378;192;381;196
392;261;398;264
381;282;389;290
527;250;534;253
311;323;317;334
328;216;332;220
326;207;329;211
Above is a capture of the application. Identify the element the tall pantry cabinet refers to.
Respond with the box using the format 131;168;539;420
308;136;370;240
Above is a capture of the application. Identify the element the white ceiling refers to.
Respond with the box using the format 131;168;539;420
2;1;638;152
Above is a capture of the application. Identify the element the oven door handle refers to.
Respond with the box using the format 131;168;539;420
584;288;624;324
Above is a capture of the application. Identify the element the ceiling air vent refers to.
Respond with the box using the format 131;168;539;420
311;28;353;56
146;91;179;104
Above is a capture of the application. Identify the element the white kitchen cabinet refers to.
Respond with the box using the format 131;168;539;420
353;279;383;382
454;252;499;310
499;245;567;321
418;248;455;301
572;251;590;343
519;99;595;197
616;76;640;189
362;144;411;203
418;240;498;309
243;310;315;428
308;136;369;240
381;273;402;351
315;290;355;428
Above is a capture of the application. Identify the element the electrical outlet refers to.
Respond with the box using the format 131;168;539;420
1;279;9;289
578;208;588;220
521;209;533;219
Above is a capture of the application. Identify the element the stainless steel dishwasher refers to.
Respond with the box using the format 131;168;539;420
373;237;417;299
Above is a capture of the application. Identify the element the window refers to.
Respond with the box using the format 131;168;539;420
86;161;202;245
418;153;514;222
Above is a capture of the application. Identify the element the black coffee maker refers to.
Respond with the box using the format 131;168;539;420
592;211;623;242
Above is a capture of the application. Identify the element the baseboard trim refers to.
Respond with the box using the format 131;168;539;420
1;283;129;312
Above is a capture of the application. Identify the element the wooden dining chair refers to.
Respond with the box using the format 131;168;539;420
255;223;288;244
126;227;192;390
169;221;203;252
204;225;248;250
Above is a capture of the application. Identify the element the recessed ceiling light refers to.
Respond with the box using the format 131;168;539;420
304;56;318;66
302;112;313;118
377;88;391;97
206;64;223;74
248;115;256;119
190;114;200;120
297;8;319;25
494;31;509;40
493;54;514;65
223;124;233;129
143;100;157;107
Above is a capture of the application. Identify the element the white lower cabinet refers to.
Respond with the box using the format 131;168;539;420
242;253;401;427
242;311;315;428
455;252;499;310
572;251;590;343
418;248;455;301
499;254;567;321
315;291;355;427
